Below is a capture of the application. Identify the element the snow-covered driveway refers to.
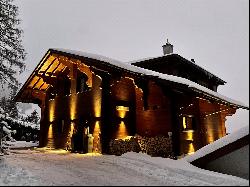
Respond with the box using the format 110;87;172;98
1;149;249;186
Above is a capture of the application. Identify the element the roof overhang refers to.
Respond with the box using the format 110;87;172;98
15;50;69;103
15;49;249;111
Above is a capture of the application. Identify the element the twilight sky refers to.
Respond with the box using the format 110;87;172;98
15;0;249;133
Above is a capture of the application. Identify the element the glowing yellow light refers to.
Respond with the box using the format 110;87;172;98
47;124;54;148
116;106;129;119
93;94;101;118
208;136;214;144
73;153;102;157
93;121;101;153
188;142;195;154
93;121;101;136
70;94;77;120
116;121;129;139
92;75;102;118
183;116;186;130
69;123;75;138
116;106;129;111
185;131;193;141
115;136;133;141
49;101;55;123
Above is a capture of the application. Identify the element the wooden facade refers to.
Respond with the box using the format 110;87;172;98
15;49;248;156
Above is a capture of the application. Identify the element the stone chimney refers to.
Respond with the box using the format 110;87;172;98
162;39;173;55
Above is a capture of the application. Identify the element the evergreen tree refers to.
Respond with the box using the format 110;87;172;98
6;86;18;118
0;86;18;118
26;109;40;124
0;0;26;89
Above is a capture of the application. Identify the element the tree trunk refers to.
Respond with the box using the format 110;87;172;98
0;124;3;151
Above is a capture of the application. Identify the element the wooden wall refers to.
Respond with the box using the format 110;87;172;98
197;98;236;146
110;77;137;139
37;55;237;156
40;65;103;152
135;81;173;137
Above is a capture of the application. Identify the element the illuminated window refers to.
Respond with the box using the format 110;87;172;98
182;115;196;131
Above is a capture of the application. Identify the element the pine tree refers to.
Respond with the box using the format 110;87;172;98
6;86;18;118
0;0;26;89
0;86;18;118
26;109;40;124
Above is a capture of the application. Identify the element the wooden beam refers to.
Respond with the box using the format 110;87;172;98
32;57;58;90
50;61;62;75
36;74;57;86
57;56;73;69
37;82;45;90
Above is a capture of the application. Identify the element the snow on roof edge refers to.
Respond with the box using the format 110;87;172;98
128;53;226;84
50;48;248;109
183;125;249;163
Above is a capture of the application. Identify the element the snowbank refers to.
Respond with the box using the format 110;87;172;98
5;141;38;149
183;125;249;163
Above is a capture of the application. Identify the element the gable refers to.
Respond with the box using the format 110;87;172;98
131;54;226;91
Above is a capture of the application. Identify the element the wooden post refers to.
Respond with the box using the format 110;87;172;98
70;64;77;94
170;95;181;156
135;78;149;110
90;66;112;153
38;99;46;147
100;74;112;153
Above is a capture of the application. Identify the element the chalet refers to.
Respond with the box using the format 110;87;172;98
15;41;249;156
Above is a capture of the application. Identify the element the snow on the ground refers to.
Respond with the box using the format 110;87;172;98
183;125;249;163
0;149;248;186
4;141;38;149
0;158;42;186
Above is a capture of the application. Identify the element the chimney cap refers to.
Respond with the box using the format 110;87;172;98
162;38;173;47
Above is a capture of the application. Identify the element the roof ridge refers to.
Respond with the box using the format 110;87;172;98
129;53;226;84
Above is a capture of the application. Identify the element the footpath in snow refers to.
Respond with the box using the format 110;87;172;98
0;148;249;186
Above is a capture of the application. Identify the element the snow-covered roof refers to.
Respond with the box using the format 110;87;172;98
50;48;249;109
128;53;226;84
183;125;249;163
